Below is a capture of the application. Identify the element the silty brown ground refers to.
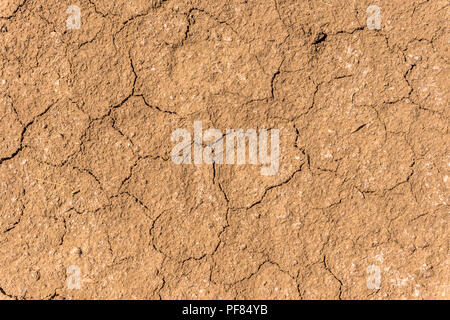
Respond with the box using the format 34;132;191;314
0;0;448;299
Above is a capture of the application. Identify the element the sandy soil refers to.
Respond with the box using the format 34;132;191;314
0;0;448;299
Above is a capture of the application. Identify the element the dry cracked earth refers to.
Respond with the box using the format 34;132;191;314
0;0;449;300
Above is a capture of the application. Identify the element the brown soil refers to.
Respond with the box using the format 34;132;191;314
0;0;448;299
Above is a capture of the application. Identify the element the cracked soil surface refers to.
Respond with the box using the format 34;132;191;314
0;0;449;299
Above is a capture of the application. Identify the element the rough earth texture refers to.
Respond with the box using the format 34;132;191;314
0;0;449;299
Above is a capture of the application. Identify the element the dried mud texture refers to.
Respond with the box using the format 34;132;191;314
0;0;448;300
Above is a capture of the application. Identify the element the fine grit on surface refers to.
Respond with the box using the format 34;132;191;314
0;0;449;299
